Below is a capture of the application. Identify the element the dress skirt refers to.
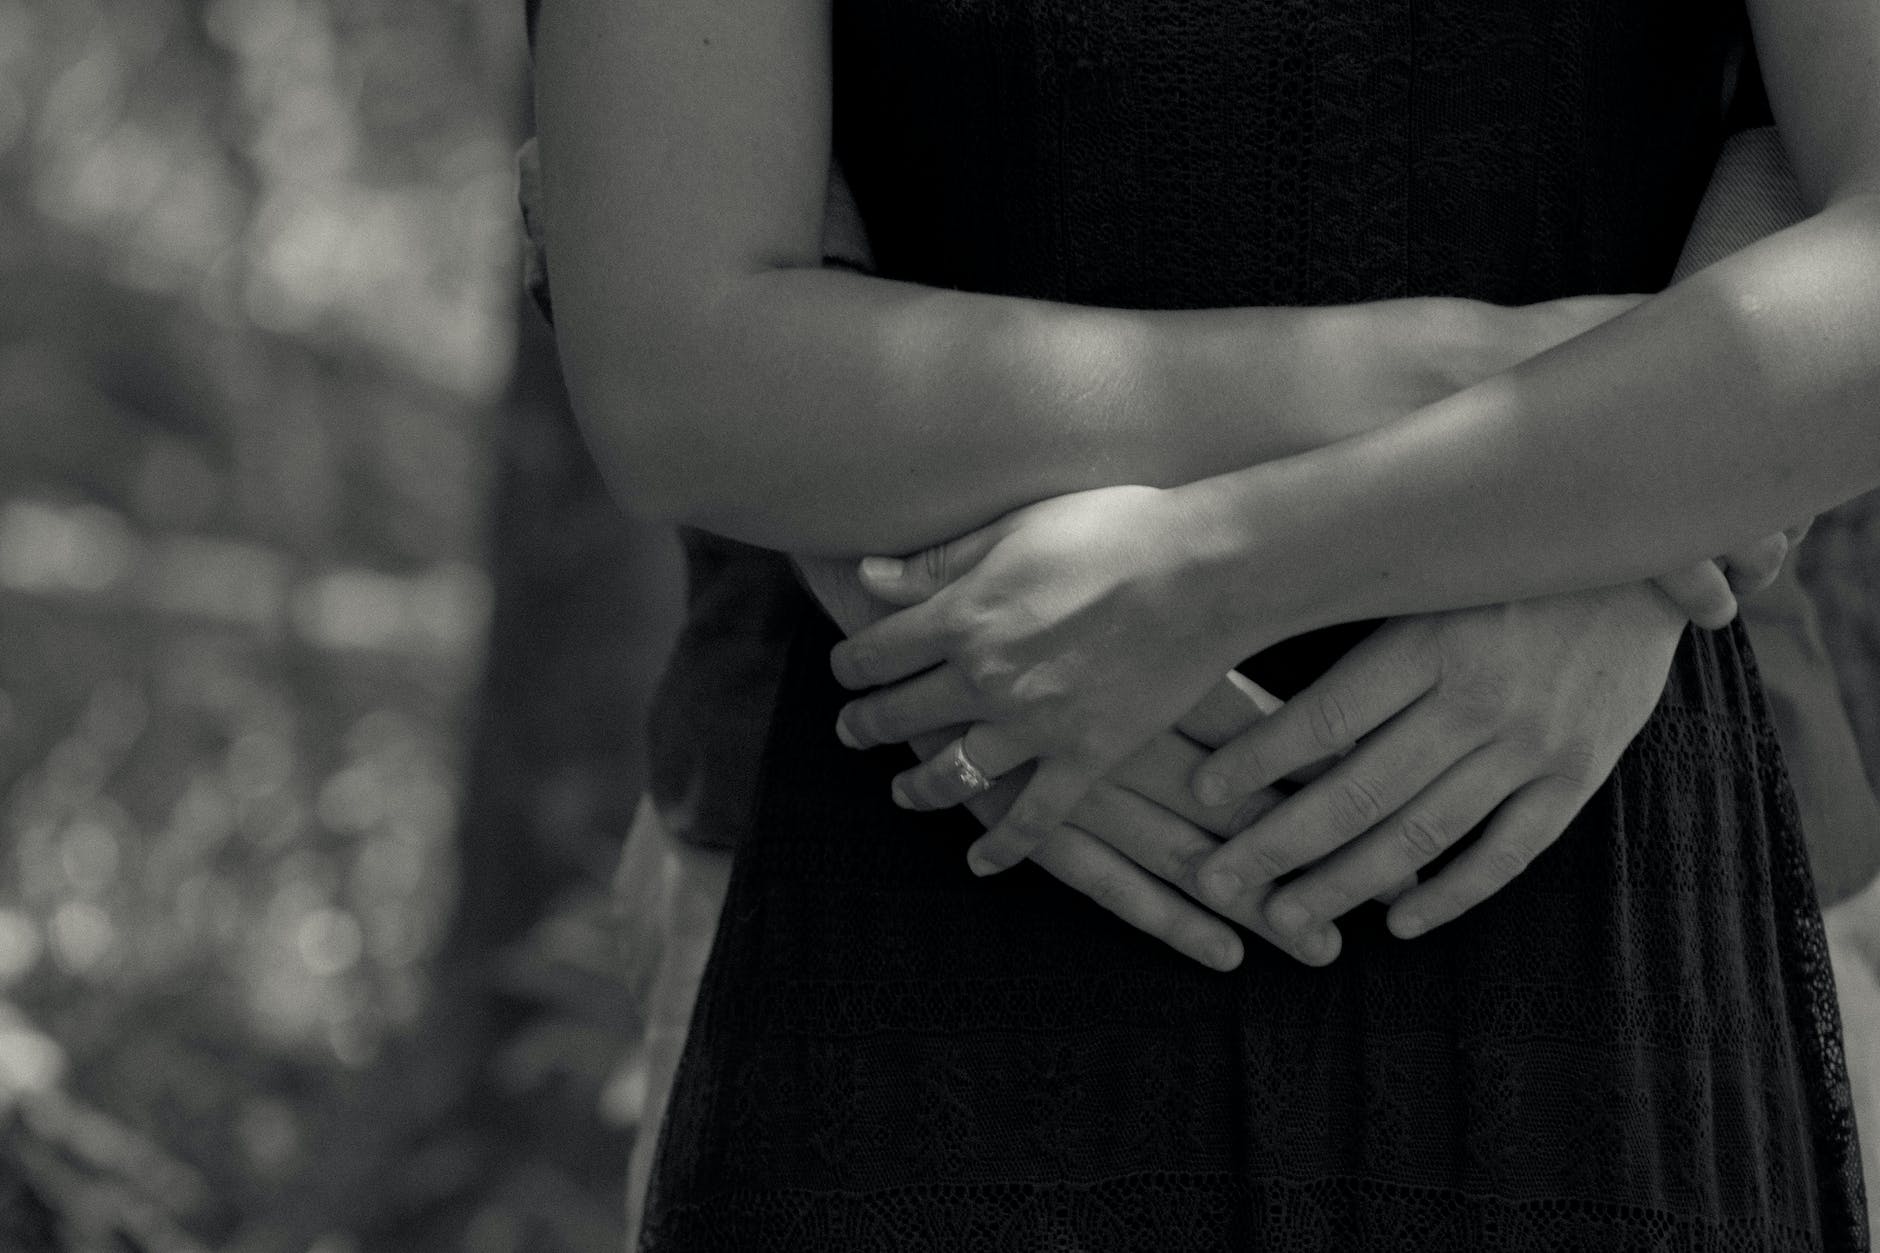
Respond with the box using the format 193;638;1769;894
639;609;1868;1251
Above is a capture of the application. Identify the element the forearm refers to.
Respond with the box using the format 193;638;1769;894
1193;191;1880;642
553;254;1498;556
537;0;1509;557
562;126;1772;563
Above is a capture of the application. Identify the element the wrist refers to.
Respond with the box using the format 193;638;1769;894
1166;464;1354;658
1297;298;1504;438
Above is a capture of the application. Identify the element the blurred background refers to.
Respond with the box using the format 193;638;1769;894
0;0;687;1247
0;1;1874;1251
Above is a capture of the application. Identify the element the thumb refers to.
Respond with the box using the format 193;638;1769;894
859;521;1008;605
1652;560;1737;630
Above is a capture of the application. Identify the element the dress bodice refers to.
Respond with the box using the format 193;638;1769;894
834;0;1743;309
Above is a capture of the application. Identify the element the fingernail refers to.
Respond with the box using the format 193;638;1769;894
1265;897;1311;935
967;849;1002;876
891;780;913;809
1195;772;1229;807
1299;928;1337;965
1203;868;1242;908
1393;911;1427;939
835;716;860;749
1209;937;1242;972
860;556;903;584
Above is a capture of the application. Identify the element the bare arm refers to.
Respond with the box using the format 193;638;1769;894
822;120;1835;895
1184;0;1880;641
534;0;1582;557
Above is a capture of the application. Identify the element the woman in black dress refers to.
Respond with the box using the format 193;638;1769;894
534;0;1875;1244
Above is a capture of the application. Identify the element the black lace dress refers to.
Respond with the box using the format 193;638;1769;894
637;0;1871;1246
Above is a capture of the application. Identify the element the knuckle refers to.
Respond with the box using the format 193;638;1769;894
1448;669;1514;725
1154;842;1197;885
1306;690;1356;753
1221;739;1273;793
1227;789;1281;832
1236;842;1290;886
1083;872;1134;915
1391;811;1451;862
1481;840;1535;886
962;652;1017;699
1501;713;1554;760
1327;775;1385;832
932;594;976;644
1070;784;1117;829
1004;800;1056;849
920;543;952;587
1548;737;1604;788
1177;849;1214;897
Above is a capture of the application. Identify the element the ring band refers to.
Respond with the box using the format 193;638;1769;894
946;737;994;795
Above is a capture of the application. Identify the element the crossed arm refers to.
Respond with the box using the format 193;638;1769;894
538;0;1638;557
535;0;1869;964
821;0;1880;953
799;132;1802;967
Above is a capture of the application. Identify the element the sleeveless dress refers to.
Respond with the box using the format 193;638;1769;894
636;0;1872;1246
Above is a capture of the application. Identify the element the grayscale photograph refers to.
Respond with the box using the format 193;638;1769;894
0;0;1876;1247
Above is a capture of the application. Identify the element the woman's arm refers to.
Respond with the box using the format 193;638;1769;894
534;0;1592;557
1183;0;1880;643
823;122;1836;885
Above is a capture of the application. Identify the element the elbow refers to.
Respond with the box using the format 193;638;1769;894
575;388;715;528
552;285;749;526
556;343;714;526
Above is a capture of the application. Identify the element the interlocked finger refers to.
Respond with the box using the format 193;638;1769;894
837;666;980;749
1029;825;1244;972
1110;734;1288;836
1070;782;1222;889
829;598;953;690
1386;775;1595;938
1066;783;1344;967
892;725;1025;811
967;757;1104;874
1261;748;1520;939
1196;693;1473;915
1193;629;1434;807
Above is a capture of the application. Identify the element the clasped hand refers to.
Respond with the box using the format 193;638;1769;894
831;485;1251;873
832;484;1794;968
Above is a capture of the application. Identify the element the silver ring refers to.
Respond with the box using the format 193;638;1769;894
946;736;994;795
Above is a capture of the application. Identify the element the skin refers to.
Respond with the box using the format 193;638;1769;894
535;0;1750;564
534;0;1797;965
830;117;1803;943
831;0;1880;947
802;147;1782;965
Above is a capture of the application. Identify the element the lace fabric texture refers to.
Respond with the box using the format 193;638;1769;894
638;0;1870;1245
643;619;1866;1250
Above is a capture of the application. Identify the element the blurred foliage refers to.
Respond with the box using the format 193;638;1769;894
0;0;660;1248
